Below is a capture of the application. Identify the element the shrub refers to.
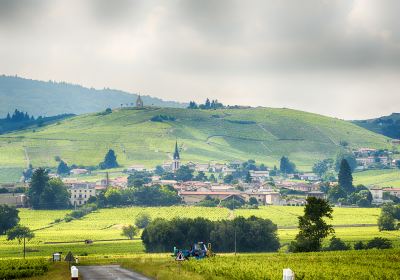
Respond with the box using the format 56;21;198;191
326;237;350;251
65;216;73;223
135;213;151;229
353;241;365;250
378;212;396;231
365;237;393;250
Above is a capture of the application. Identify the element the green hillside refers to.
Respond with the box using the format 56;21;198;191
0;107;391;181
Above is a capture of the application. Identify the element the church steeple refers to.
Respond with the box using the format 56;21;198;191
172;141;181;172
173;141;180;160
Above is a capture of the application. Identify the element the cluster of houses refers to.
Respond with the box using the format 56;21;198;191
353;148;396;170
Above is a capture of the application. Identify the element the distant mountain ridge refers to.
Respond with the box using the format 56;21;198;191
353;113;400;139
0;75;186;117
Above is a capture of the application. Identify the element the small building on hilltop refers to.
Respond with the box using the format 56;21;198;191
136;95;144;108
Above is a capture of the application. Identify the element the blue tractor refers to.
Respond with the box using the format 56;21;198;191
173;242;214;260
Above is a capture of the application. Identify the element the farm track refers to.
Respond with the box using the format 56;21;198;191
78;265;151;280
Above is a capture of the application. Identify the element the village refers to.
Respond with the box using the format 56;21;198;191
1;139;399;209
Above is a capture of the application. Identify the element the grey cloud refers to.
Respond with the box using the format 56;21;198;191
0;0;399;119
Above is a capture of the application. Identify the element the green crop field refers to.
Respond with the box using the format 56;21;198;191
354;169;400;188
1;206;399;259
75;250;400;280
0;107;392;183
4;249;400;280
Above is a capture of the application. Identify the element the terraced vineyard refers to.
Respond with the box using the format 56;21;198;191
1;206;399;258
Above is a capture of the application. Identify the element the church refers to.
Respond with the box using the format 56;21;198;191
172;141;181;172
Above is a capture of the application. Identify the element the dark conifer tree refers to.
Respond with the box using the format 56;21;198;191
338;159;354;193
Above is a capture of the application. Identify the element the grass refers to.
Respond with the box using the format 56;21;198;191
354;169;400;187
0;107;391;183
1;206;400;259
11;262;70;280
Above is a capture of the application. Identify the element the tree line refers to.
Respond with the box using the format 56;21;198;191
187;98;224;110
141;216;280;253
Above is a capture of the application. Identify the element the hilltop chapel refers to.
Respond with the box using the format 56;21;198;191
136;95;143;108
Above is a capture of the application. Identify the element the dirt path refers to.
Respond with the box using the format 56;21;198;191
23;146;30;168
77;265;151;280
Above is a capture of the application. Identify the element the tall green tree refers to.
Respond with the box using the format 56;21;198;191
100;149;119;169
28;169;69;209
41;178;70;209
0;205;19;235
280;156;296;174
57;160;70;175
245;171;252;183
335;150;357;172
312;160;329;176
175;166;194;181
290;197;334;252
7;225;35;259
338;159;354;193
28;168;49;209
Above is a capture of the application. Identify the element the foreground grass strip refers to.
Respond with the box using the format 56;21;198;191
0;259;49;280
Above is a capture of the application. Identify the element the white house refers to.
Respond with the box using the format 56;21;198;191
70;168;89;175
68;183;96;206
370;187;383;204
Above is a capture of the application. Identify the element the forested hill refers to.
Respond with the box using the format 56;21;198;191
0;75;186;117
353;113;400;139
0;107;391;174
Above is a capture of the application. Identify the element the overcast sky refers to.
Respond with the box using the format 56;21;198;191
0;0;399;120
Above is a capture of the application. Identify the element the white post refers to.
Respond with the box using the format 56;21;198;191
71;266;79;280
283;268;295;280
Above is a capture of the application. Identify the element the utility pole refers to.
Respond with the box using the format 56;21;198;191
106;172;109;188
233;195;236;256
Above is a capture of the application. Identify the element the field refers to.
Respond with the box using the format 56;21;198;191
1;206;400;259
0;107;391;183
75;249;400;280
354;169;400;188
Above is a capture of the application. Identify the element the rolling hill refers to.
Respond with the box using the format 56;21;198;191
0;107;392;182
0;75;186;117
353;113;400;139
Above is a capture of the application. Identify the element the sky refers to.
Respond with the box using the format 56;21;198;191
0;0;399;120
